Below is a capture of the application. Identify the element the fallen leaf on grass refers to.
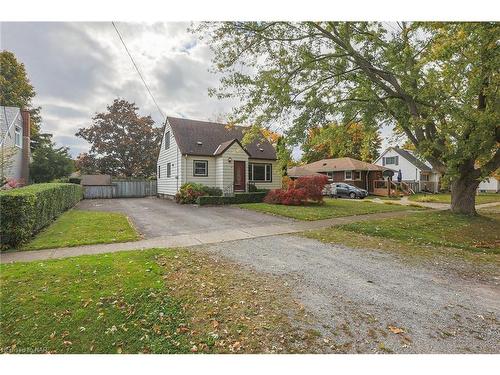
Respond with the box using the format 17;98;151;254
388;325;404;334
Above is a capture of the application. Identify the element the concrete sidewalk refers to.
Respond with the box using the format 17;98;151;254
0;210;412;264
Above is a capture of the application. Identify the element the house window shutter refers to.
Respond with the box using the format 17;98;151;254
382;157;386;166
395;156;399;165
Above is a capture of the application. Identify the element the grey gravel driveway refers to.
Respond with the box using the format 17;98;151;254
200;235;500;354
76;197;293;238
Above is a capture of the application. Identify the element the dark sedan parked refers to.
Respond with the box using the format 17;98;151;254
329;183;368;199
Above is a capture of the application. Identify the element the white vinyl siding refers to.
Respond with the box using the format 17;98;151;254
157;120;181;196
183;155;217;186
249;159;281;190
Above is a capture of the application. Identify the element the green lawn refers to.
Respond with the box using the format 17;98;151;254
21;210;140;251
0;248;318;354
238;198;419;221
335;211;500;254
409;192;500;204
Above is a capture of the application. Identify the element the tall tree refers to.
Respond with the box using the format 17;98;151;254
301;122;381;163
30;137;74;183
75;99;162;178
0;51;42;145
197;22;499;215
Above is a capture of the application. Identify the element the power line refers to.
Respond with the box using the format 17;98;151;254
111;21;166;121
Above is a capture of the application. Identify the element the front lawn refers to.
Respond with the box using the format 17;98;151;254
409;192;500;204
238;198;418;221
0;248;319;353
20;210;140;251
335;211;500;254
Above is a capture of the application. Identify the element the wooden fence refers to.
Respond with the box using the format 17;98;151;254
83;180;157;199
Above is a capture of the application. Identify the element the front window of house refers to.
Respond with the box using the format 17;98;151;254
14;126;22;147
249;163;272;182
193;160;208;176
345;171;361;181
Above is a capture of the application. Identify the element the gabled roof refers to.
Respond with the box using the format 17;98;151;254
287;166;324;178
213;138;251;157
0;106;21;145
304;157;387;172
379;147;432;172
167;117;276;160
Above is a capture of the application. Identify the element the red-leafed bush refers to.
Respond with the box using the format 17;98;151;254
264;188;308;205
293;175;329;203
263;189;285;204
280;188;308;205
264;175;329;206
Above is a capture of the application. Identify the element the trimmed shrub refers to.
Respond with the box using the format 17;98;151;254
175;183;222;204
68;177;82;185
202;186;223;197
175;183;207;204
0;183;83;247
196;192;266;205
293;175;329;203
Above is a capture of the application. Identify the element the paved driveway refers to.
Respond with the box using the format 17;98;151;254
76;197;293;238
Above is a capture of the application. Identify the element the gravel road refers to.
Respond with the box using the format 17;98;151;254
199;235;500;353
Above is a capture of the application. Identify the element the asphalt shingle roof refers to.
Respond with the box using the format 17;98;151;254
391;147;432;172
303;157;387;172
167;117;276;160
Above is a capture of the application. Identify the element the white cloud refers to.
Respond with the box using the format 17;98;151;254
1;22;235;156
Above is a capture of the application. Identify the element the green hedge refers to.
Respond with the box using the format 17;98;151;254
0;183;83;248
196;192;267;206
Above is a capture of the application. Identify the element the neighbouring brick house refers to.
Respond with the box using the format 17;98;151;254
287;157;390;194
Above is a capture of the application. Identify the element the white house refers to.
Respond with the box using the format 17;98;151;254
0;106;30;183
478;176;499;193
157;117;282;197
375;147;441;193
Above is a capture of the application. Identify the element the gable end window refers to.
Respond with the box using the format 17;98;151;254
248;163;272;182
167;163;172;178
14;126;22;147
193;160;208;176
164;131;170;150
383;156;398;165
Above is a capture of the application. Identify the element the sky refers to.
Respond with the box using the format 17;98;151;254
1;22;395;159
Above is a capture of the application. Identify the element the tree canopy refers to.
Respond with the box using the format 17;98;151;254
197;22;500;214
301;122;381;163
0;50;41;144
30;137;74;183
75;99;162;178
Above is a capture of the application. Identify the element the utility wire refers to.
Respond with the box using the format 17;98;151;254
111;21;166;121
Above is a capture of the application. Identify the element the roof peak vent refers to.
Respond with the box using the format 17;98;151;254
196;141;203;146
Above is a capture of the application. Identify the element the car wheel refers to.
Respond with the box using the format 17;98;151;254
349;192;356;199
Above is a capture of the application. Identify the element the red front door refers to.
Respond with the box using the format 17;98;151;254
234;161;246;192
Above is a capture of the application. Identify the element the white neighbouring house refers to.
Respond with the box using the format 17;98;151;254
477;175;499;193
375;147;499;193
156;117;282;197
374;147;441;193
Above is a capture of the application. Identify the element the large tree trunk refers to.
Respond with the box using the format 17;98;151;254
450;175;480;215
